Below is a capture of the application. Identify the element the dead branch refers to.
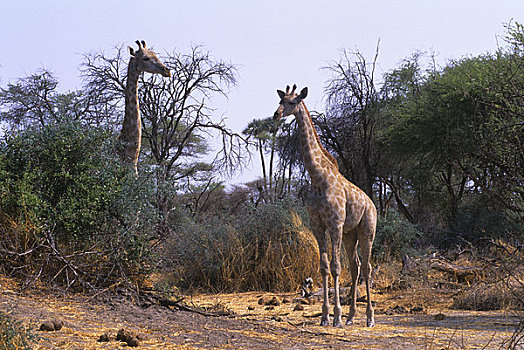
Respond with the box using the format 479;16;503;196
430;259;482;281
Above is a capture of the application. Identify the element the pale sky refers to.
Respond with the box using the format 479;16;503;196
1;0;522;184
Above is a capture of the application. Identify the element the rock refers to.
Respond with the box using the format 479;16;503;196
51;319;63;331
98;333;111;342
39;318;63;332
268;296;280;306
127;336;139;347
410;306;425;314
116;328;131;341
247;306;255;311
39;322;55;331
258;296;280;306
258;297;268;305
434;313;446;321
116;328;140;347
282;297;291;304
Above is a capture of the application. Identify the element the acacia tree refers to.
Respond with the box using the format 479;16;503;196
374;52;434;221
319;47;380;198
81;45;248;187
243;117;283;202
0;70;114;131
384;24;524;227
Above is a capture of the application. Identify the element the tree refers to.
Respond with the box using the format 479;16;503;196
243;117;282;202
319;46;380;198
384;30;524;226
374;52;434;221
0;70;113;132
81;45;248;186
0;120;158;291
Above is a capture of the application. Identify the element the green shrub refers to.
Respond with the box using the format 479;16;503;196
0;312;37;350
0;121;159;290
454;201;524;243
374;210;423;260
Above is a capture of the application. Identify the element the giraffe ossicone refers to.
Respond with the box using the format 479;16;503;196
274;84;377;328
118;40;171;174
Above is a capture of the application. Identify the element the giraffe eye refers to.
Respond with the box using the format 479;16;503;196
143;57;150;61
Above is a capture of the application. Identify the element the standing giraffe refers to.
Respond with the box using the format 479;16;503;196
273;85;376;327
119;40;171;173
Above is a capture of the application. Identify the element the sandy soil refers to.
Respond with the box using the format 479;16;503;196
0;277;520;349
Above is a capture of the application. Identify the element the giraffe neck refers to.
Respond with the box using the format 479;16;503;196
295;102;338;182
120;58;141;169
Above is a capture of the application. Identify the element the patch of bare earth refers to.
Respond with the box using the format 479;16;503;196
0;277;519;349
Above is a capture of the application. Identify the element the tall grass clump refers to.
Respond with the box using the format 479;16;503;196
166;197;319;292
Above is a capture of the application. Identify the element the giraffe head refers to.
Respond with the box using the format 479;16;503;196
273;84;308;120
129;40;171;77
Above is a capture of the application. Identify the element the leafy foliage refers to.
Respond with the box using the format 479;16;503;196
0;312;37;350
0;121;159;291
0;70;114;130
374;211;424;260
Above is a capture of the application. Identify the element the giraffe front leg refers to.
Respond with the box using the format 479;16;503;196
320;257;330;327
332;274;343;328
310;210;332;327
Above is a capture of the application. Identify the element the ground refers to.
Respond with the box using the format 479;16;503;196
0;277;521;349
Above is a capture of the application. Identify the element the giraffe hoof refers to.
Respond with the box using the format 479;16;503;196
346;319;355;326
320;318;330;327
333;320;344;328
367;319;375;327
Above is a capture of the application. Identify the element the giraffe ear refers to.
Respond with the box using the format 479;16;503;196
129;47;136;56
277;90;285;99
299;87;308;100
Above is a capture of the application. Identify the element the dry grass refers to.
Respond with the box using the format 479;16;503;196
452;282;522;311
451;241;524;312
1;270;522;349
165;206;322;293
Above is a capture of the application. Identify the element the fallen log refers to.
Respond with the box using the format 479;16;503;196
430;259;482;282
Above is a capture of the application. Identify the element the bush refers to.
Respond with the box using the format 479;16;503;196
454;201;524;243
0;121;160;291
452;282;523;311
165;197;319;292
0;312;37;350
374;210;423;260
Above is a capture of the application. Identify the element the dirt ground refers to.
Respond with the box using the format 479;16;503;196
0;277;521;349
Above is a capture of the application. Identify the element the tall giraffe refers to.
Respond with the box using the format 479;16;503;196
273;85;376;327
119;40;170;173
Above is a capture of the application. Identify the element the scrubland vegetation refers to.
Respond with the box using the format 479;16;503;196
0;22;523;348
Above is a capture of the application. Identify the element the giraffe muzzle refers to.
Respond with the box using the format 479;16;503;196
161;67;171;78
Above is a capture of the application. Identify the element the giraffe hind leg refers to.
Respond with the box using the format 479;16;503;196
343;230;359;325
357;218;376;327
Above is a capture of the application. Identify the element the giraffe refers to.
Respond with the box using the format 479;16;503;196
273;85;377;327
119;40;171;173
